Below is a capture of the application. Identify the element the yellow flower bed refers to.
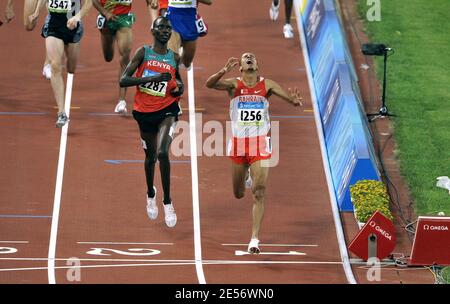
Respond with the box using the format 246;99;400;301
350;180;394;223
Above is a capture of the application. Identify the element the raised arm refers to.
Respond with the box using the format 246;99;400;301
265;79;303;106
205;57;239;94
120;47;172;88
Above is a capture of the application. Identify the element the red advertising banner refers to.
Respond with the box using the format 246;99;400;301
409;216;450;266
348;211;396;260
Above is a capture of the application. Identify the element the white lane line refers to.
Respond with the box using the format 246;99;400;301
48;73;74;285
223;243;318;247
293;0;356;284
0;260;344;272
77;242;173;245
235;250;307;256
187;63;206;284
0;241;29;244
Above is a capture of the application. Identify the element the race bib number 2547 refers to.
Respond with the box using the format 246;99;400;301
48;0;72;13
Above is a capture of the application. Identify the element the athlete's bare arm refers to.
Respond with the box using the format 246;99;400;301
198;0;213;5
205;57;239;96
146;0;155;17
92;0;117;21
120;47;172;87
265;79;303;106
29;0;46;24
171;53;184;97
67;0;92;30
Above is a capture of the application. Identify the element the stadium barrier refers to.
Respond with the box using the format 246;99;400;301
294;0;380;211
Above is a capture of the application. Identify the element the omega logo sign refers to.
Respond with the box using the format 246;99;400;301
423;224;449;231
369;221;392;240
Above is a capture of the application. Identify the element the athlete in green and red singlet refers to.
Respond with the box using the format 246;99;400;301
92;0;153;115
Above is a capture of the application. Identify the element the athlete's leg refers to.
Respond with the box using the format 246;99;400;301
116;27;133;101
232;162;249;199
180;39;196;68
24;0;38;31
156;116;177;204
140;130;158;198
150;5;159;24
249;160;269;241
168;30;181;55
100;28;115;62
45;37;65;113
64;42;80;74
284;0;293;24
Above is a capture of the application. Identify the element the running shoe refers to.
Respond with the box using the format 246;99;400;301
248;238;260;254
146;186;158;220
245;168;252;189
42;63;52;80
283;23;294;39
55;112;69;128
269;1;280;21
114;99;127;115
163;203;177;228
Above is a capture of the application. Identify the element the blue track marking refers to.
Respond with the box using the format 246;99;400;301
0;112;47;115
271;115;315;119
104;160;191;165
0;215;52;218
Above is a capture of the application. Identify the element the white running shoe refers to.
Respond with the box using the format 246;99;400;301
245;168;252;189
163;203;177;228
55;112;69;128
114;99;127;115
248;238;260;254
283;23;294;39
42;63;51;80
146;187;158;220
269;1;280;21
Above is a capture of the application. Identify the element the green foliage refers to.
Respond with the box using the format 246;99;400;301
350;180;394;222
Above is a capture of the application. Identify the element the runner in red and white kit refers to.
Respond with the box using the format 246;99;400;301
120;16;183;228
206;53;303;253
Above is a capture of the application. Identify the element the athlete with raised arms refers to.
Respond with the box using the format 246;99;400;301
206;53;303;253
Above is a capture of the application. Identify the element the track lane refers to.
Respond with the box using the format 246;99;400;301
194;0;348;284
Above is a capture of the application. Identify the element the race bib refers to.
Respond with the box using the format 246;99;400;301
196;15;208;37
238;102;264;126
139;69;168;97
48;0;72;13
96;14;106;29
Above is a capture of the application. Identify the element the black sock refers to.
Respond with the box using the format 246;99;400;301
163;198;172;205
147;187;155;198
